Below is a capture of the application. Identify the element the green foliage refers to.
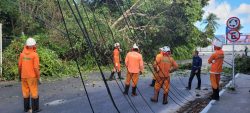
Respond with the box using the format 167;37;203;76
1;0;212;80
178;63;192;70
235;56;250;74
2;35;78;81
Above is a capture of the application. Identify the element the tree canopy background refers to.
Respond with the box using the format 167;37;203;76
0;0;217;80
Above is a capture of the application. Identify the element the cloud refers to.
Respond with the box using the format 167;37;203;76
234;4;250;14
203;0;250;24
203;0;231;24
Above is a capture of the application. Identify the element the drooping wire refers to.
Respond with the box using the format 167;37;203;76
112;0;190;105
80;2;139;113
66;0;121;112
114;0;186;108
57;1;95;112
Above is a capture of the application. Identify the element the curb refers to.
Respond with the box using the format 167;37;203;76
200;73;240;113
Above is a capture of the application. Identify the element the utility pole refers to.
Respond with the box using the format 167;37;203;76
0;23;2;77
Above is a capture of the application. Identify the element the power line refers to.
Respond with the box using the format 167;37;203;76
66;0;121;112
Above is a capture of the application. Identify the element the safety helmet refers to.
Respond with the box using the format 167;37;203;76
26;38;36;46
114;43;120;47
133;43;139;49
213;40;223;48
162;46;170;52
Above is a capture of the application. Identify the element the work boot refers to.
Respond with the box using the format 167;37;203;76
186;82;191;90
185;86;191;90
118;72;124;80
195;87;201;90
150;79;156;87
150;90;159;102
162;93;168;105
108;72;115;81
214;88;220;101
131;86;137;96
24;97;30;112
123;85;130;95
32;97;41;113
210;88;216;100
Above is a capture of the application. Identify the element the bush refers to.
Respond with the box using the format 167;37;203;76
179;63;192;70
235;56;250;74
1;35;78;81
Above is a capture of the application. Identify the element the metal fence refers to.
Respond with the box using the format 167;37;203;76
2;37;14;50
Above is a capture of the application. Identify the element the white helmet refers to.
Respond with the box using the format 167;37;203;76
213;40;223;48
114;43;120;47
26;38;36;46
162;46;170;52
133;43;139;49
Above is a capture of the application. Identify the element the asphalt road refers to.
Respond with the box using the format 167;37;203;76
0;54;233;113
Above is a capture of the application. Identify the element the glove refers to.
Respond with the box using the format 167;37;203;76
19;75;21;82
169;69;174;73
139;71;142;75
38;78;42;85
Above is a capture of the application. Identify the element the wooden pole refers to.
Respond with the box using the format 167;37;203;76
0;23;2;77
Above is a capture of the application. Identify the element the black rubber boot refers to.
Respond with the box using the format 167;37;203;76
123;85;130;95
195;87;201;90
118;72;124;80
210;88;216;100
162;93;168;105
186;82;191;90
150;79;156;87
108;72;115;81
131;86;137;96
150;90;159;102
32;97;41;113
24;97;30;112
215;88;220;101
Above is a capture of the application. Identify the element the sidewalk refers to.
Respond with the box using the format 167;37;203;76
206;74;250;113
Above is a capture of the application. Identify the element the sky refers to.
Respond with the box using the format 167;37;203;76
195;0;250;35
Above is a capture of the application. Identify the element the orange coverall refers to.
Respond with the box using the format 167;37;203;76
113;48;121;72
18;48;40;99
154;55;178;94
125;51;144;87
153;52;163;80
208;49;224;89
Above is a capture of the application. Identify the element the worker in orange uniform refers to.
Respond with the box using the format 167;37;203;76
108;43;124;80
123;44;144;96
150;47;163;87
208;40;224;101
151;46;178;104
18;38;41;113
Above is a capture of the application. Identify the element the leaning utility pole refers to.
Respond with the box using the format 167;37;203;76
0;23;2;77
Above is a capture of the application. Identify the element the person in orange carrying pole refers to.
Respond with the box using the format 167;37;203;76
208;40;224;101
18;37;41;113
123;44;144;96
150;46;178;104
108;43;124;80
150;47;163;87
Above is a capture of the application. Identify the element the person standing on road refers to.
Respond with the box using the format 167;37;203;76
123;44;144;96
208;40;224;101
186;50;202;90
18;38;41;113
150;46;178;104
150;47;163;87
245;46;248;56
108;43;124;80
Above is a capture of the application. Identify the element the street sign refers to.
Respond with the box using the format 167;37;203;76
226;17;240;29
226;30;240;42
